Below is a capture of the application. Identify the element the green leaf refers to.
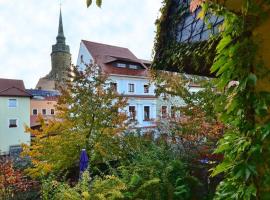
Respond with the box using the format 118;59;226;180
96;0;102;7
216;35;232;53
247;73;257;86
86;0;92;7
211;160;233;177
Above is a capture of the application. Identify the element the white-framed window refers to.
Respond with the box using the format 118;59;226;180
129;106;136;120
128;83;135;93
51;109;55;115
8;99;17;108
171;106;176;118
144;106;150;121
116;63;126;68
161;106;167;118
42;109;47;115
33;109;38;115
9;119;18;128
110;82;117;92
144;85;149;93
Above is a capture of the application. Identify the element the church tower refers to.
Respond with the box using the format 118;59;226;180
36;8;71;90
47;9;71;82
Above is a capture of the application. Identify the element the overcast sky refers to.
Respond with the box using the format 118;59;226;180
0;0;162;88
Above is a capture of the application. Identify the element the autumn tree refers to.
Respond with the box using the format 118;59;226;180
0;157;38;199
22;64;129;178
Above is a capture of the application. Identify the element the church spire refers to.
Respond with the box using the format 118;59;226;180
52;7;70;54
56;8;65;44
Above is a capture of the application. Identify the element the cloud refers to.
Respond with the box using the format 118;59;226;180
0;0;162;88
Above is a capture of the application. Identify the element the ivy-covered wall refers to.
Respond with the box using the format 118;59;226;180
152;0;221;77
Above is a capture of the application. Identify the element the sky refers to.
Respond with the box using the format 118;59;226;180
0;0;162;88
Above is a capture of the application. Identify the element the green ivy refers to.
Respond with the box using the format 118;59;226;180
152;0;220;77
204;1;270;199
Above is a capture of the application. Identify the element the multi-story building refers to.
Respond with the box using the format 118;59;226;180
77;40;157;130
76;40;204;130
0;78;31;155
26;89;59;128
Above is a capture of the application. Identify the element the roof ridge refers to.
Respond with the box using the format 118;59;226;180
0;78;23;81
0;86;32;96
82;40;131;50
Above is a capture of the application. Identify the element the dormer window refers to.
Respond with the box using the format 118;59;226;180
129;64;138;69
116;63;126;68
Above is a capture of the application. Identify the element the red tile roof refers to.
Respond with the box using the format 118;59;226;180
82;40;149;77
0;78;32;97
30;115;56;127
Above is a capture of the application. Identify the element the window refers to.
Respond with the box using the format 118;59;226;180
129;64;138;69
129;106;136;120
9;119;18;128
144;106;150;121
33;109;38;115
161;106;167;118
110;82;117;92
80;55;84;64
116;63;126;68
42;109;47;115
8;99;17;108
171;106;176;118
51;109;55;115
144;85;149;93
128;84;135;92
9;145;22;157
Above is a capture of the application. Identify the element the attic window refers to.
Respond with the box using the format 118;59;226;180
129;64;139;69
116;63;126;68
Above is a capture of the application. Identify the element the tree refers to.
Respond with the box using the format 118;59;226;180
0;157;38;199
22;64;129;178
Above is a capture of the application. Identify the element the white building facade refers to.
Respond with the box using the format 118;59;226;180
77;40;205;131
77;40;157;129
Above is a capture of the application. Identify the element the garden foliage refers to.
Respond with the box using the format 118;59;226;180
22;64;128;178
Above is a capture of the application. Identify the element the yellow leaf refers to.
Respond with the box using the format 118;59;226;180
197;10;205;20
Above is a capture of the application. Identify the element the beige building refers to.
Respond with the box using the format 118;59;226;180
26;89;59;128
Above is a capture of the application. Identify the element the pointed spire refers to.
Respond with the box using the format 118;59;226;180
52;6;70;54
56;8;66;44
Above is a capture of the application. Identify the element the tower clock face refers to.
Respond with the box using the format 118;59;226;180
176;0;223;43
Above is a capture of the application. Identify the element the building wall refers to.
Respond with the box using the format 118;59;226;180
76;42;205;129
76;42;94;70
109;75;155;96
30;98;58;116
156;86;204;119
157;96;185;119
126;98;157;128
109;75;157;128
0;96;30;154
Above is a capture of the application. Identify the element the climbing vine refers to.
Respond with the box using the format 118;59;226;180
152;0;220;77
153;0;270;199
190;1;270;199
